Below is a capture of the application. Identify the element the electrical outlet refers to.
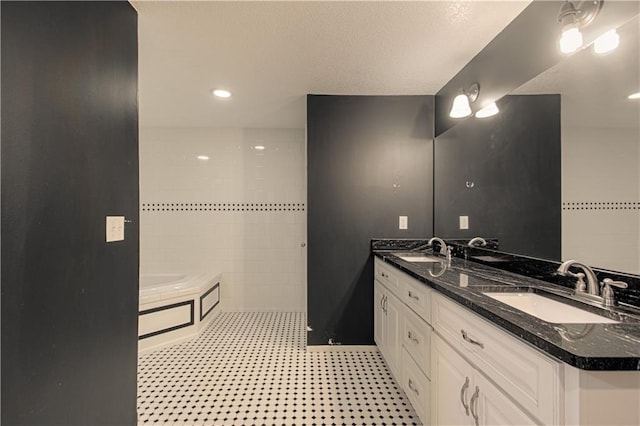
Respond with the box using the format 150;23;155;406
106;216;125;242
459;215;469;230
399;216;408;230
459;273;469;287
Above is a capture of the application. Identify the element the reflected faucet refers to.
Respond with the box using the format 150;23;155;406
468;237;487;247
553;324;595;342
556;260;600;296
428;237;448;257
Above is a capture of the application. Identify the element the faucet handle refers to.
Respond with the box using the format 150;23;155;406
601;278;628;307
562;270;587;292
574;272;586;293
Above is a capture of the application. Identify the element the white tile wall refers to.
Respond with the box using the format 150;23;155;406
140;127;307;311
562;126;640;274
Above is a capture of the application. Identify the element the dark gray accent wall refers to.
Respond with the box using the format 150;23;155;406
307;95;434;345
434;95;561;260
1;2;139;425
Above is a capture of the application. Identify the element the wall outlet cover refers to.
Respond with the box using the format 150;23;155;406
106;216;125;242
399;216;408;230
459;215;469;230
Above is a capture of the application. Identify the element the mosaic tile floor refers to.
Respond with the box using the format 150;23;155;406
137;312;421;426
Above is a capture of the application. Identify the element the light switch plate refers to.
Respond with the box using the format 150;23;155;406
106;216;125;242
459;215;469;230
399;216;408;230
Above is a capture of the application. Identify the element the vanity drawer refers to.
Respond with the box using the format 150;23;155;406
401;347;431;425
374;257;401;294
401;272;431;322
402;305;432;379
431;293;561;425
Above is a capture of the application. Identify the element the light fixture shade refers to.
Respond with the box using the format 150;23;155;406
594;29;620;54
560;27;583;53
628;92;640;100
475;102;499;118
450;94;472;118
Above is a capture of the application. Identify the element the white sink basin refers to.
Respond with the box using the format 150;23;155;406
398;255;443;263
483;292;619;324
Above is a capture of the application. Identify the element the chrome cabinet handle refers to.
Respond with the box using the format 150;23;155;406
383;295;388;314
470;386;480;426
461;329;484;349
460;376;470;416
380;294;385;310
408;379;420;396
408;291;419;301
407;330;419;344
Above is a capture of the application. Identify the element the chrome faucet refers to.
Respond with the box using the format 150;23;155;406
468;237;487;247
428;237;448;257
556;260;600;296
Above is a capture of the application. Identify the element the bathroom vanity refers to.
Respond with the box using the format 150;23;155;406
373;241;640;426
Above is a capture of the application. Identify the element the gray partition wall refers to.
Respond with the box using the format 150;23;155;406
2;2;139;424
307;95;434;345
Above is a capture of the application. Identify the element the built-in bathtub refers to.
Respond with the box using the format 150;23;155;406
138;272;221;353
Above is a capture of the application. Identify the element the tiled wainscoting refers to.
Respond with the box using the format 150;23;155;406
137;312;421;426
140;128;306;311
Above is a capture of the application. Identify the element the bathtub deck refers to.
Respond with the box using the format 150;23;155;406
137;312;421;426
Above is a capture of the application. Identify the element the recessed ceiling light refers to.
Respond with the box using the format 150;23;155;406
212;89;231;98
628;92;640;100
197;155;210;160
254;145;265;151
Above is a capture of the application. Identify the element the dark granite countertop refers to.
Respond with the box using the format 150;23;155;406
374;249;640;371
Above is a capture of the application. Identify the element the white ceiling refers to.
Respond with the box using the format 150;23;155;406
133;0;530;129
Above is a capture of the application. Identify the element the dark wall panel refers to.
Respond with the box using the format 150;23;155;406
1;2;139;425
307;95;433;345
434;95;561;260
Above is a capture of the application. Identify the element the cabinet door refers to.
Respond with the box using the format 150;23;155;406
473;372;537;426
385;290;402;380
432;335;473;426
374;280;385;347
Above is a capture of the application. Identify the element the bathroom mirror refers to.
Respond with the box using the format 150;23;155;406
435;12;639;275
512;14;639;274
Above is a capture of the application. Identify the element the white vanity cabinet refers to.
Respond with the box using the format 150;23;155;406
432;333;539;426
374;257;433;424
374;273;402;381
431;292;561;425
375;256;640;426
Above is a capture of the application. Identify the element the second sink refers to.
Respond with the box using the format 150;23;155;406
397;254;443;263
483;291;619;324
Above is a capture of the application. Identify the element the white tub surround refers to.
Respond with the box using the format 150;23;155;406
139;127;306;312
138;272;221;353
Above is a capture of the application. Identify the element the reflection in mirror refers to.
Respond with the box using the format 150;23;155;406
512;14;639;274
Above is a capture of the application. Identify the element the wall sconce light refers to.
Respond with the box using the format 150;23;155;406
558;0;603;54
593;29;619;54
450;83;479;118
475;102;499;118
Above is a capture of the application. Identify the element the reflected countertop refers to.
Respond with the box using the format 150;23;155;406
374;250;640;371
